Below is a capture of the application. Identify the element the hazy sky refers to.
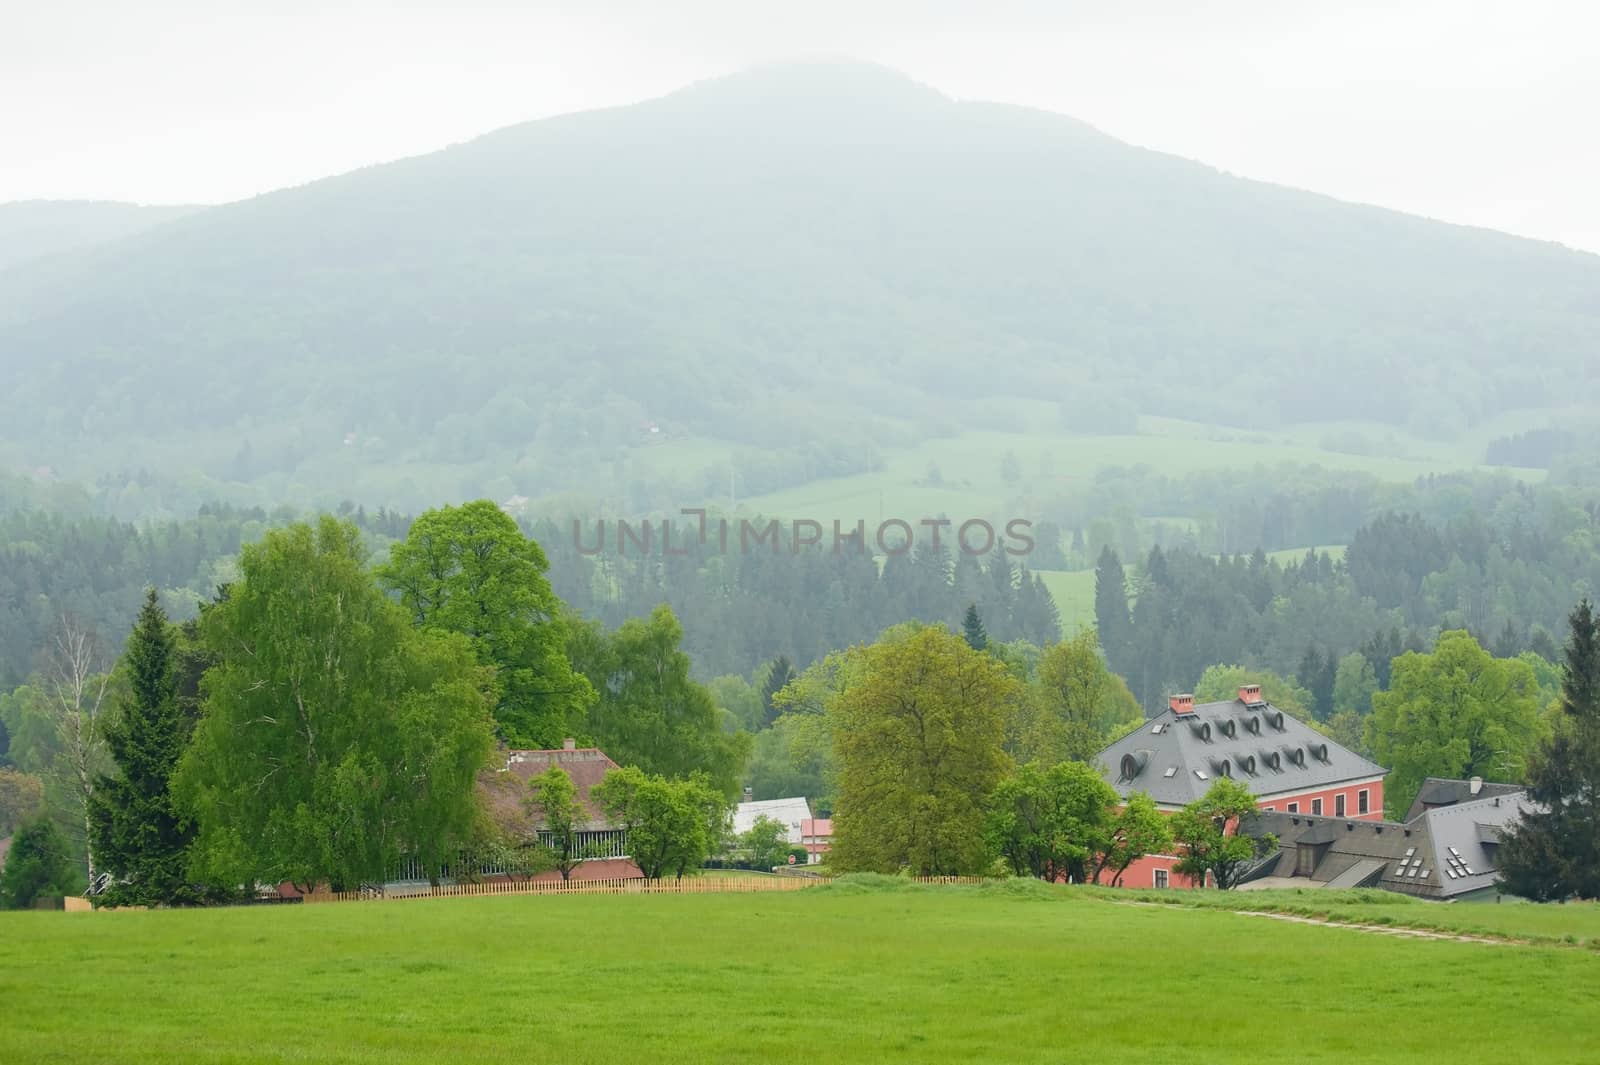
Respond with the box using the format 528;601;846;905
5;0;1598;253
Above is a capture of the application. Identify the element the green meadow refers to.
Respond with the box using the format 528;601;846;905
731;414;1547;526
2;882;1595;1064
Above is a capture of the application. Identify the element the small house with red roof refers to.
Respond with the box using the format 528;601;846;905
480;739;642;882
799;818;833;864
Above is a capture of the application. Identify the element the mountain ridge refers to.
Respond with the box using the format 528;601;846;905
1;60;1596;509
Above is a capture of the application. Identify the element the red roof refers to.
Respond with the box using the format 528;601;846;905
482;746;624;836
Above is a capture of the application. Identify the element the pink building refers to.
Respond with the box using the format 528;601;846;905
1094;685;1388;888
800;818;833;864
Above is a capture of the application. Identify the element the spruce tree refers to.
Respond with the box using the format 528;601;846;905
88;589;201;906
1093;547;1130;667
962;603;988;651
1500;599;1600;900
761;655;797;727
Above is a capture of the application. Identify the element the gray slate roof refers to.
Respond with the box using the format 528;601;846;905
1096;697;1386;808
1403;776;1526;821
1244;785;1532;899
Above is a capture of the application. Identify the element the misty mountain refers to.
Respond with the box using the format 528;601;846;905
1;61;1597;508
0;200;205;272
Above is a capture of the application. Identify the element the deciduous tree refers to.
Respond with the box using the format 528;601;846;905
526;766;583;881
984;761;1118;882
591;766;730;880
175;518;497;892
1366;630;1541;818
1171;778;1272;890
380;500;594;748
1194;665;1313;721
829;626;1018;875
1016;630;1141;764
43;616;113;883
738;814;792;871
1092;792;1173;887
568;606;748;799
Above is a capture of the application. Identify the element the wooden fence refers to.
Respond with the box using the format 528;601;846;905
303;874;988;904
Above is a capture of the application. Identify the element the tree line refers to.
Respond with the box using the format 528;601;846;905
0;503;745;906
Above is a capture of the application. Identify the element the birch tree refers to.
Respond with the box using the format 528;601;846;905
45;615;112;884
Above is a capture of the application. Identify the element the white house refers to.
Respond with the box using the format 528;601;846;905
732;796;813;844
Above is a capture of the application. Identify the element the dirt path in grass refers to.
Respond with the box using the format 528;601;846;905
1228;908;1511;945
1114;900;1514;945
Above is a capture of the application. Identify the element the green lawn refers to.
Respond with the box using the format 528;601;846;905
3;882;1596;1064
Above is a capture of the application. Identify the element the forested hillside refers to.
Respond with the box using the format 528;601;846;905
3;62;1598;509
0;200;203;271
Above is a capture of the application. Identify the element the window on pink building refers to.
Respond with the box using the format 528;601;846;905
1336;794;1347;817
1312;798;1323;815
1359;789;1370;814
1154;869;1169;889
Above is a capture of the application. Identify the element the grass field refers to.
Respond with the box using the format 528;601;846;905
3;881;1597;1064
731;415;1547;527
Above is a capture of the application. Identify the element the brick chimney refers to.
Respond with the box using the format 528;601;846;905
562;737;576;751
1170;693;1195;715
1239;683;1263;705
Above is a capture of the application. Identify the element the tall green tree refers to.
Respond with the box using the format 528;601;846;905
1500;600;1600;900
379;500;594;748
760;655;797;728
962;604;988;652
591;766;731;880
1093;547;1130;661
568;605;748;798
175;518;497;892
0;815;76;909
88;589;205;906
984;761;1119;882
829;626;1018;875
1366;630;1542;818
1015;630;1141;764
525;766;583;881
1171;778;1273;890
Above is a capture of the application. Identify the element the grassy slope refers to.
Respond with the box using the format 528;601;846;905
1035;568;1097;633
2;886;1595;1064
732;416;1546;529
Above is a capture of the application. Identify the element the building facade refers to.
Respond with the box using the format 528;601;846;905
1095;685;1388;888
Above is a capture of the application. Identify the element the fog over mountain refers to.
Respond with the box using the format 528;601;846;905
2;61;1596;508
0;201;204;271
